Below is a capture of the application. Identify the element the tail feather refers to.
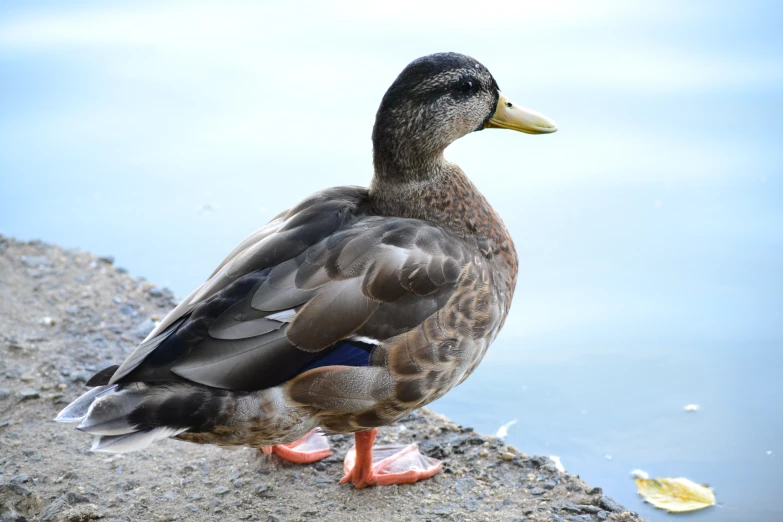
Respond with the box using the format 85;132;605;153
54;385;118;423
54;382;233;454
76;387;146;436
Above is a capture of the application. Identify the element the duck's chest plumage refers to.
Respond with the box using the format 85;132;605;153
284;178;519;433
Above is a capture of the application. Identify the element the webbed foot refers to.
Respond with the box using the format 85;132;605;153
261;429;333;464
339;428;442;488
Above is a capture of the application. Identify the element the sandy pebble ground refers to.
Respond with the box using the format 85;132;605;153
0;236;646;522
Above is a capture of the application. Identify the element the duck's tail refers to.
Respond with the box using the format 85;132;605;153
54;382;231;453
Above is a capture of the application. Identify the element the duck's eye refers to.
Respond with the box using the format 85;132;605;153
458;80;474;94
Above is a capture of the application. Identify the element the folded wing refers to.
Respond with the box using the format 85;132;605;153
108;187;476;391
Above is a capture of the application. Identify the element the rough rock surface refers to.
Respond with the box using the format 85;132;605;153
0;236;646;522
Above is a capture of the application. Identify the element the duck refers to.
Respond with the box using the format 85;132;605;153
56;52;556;488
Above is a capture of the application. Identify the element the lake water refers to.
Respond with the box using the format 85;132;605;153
1;2;782;520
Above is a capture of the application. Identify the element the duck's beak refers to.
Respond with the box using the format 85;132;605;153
484;92;557;134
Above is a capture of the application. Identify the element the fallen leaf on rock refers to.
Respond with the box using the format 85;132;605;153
634;477;716;513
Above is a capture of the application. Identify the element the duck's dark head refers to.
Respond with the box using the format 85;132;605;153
372;52;556;182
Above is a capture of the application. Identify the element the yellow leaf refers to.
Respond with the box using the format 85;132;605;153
634;477;716;513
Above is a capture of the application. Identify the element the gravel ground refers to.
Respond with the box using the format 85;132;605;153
0;236;646;522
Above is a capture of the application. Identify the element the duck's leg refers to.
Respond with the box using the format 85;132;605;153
339;428;442;488
261;429;333;464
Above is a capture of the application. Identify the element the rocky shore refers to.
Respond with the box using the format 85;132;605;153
0;236;646;522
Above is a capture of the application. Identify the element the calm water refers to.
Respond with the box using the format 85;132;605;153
2;2;782;520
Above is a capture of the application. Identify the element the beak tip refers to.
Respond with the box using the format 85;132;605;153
540;118;558;134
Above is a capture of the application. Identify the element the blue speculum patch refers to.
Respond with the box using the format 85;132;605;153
302;340;373;372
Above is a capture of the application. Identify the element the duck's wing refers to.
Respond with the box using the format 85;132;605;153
107;186;476;392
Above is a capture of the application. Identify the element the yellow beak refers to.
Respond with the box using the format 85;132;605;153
484;92;557;134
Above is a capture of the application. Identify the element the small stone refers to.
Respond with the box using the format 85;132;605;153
500;452;515;461
598;496;624;513
454;478;476;495
0;388;10;400
118;304;136;316
463;498;480;512
531;456;549;468
148;288;163;298
479;449;489;457
255;485;272;497
596;511;608;520
98;255;115;264
419;439;446;459
39;316;56;326
213;486;230;496
530;487;546;495
587;487;603;495
66;491;91;504
10;473;29;484
542;479;557;490
19;388;40;400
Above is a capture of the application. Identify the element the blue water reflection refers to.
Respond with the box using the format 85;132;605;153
1;2;781;520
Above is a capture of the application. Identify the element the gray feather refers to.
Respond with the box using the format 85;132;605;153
54;385;117;423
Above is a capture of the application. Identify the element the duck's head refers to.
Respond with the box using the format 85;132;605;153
372;52;556;181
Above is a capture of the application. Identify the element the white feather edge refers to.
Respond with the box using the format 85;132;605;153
350;335;381;345
91;427;187;453
267;309;297;322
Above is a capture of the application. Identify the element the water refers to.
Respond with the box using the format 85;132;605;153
2;2;782;520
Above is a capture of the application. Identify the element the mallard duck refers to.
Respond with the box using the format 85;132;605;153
56;52;556;488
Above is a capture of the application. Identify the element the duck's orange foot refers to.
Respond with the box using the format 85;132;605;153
339;428;442;488
261;429;333;464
